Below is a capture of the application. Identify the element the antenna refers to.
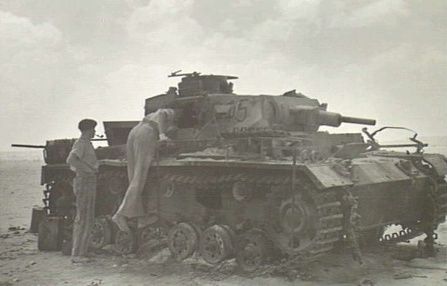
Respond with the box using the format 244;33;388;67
168;70;201;78
169;70;182;77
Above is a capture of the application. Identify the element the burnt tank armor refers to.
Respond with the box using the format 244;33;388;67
23;71;447;270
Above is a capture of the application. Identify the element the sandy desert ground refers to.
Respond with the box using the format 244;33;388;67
1;150;447;286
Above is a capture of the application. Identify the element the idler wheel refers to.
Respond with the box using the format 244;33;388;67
199;225;234;264
236;230;271;272
167;222;199;261
115;229;137;255
90;216;112;250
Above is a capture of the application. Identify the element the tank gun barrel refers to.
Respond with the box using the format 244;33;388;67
339;115;376;126
290;107;376;128
318;111;376;127
11;144;46;149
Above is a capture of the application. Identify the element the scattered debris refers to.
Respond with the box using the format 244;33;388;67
71;257;94;264
414;275;428;278
8;227;25;232
191;263;211;273
137;239;167;259
299;271;316;281
285;269;298;281
393;272;413;280
391;245;418;261
394;272;428;280
404;262;447;271
86;279;102;286
358;278;375;285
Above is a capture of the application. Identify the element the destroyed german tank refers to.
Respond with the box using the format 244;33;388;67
14;71;447;270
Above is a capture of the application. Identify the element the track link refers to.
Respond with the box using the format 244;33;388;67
434;181;447;225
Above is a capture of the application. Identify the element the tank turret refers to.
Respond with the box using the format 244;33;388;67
143;72;376;137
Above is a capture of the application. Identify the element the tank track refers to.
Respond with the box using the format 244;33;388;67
431;180;447;226
378;180;447;245
42;174;74;216
160;169;344;263
42;182;53;215
379;226;423;244
287;190;345;262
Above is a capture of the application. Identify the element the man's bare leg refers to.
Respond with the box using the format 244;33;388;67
112;214;130;232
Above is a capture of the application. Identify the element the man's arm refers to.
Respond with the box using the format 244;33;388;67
66;152;97;173
66;141;97;173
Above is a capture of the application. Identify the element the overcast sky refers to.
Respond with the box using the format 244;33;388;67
1;0;446;150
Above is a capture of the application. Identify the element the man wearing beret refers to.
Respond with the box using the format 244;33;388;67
66;119;99;262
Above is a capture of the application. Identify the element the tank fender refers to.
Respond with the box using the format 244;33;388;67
422;154;447;177
99;159;127;168
302;165;353;190
349;159;415;186
304;158;426;190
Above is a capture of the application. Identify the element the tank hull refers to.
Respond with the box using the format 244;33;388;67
38;150;447;268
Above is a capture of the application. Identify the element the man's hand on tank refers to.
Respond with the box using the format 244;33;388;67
159;133;171;142
159;134;175;149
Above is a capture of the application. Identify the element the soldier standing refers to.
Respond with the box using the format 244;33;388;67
66;119;99;262
112;109;175;232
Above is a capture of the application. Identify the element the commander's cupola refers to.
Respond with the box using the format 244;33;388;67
169;70;238;97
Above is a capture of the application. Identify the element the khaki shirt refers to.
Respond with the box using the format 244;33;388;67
67;137;98;176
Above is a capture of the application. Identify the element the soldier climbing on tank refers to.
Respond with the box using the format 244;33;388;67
66;119;99;262
112;109;175;232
